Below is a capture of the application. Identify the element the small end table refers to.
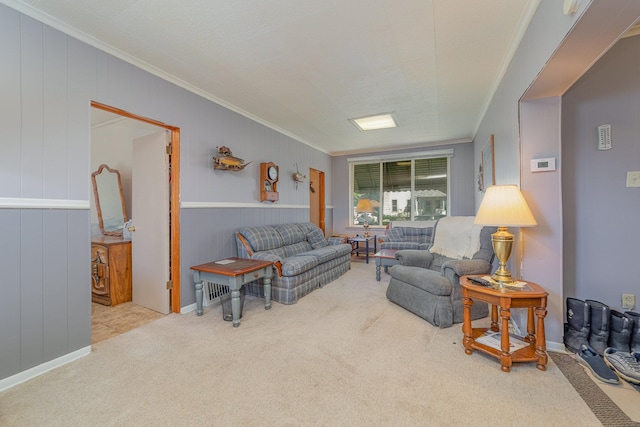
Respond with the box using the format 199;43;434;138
460;275;548;372
347;236;377;264
373;249;399;281
191;258;273;328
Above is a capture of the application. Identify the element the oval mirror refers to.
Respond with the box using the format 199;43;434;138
92;164;128;236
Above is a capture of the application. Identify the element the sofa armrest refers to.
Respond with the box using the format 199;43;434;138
250;252;283;277
395;250;433;269
236;232;254;257
327;237;345;245
441;259;491;277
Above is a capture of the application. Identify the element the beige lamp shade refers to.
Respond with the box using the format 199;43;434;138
356;198;375;213
474;185;537;227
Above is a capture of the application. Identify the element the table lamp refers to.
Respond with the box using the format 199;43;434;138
474;185;537;283
356;198;375;237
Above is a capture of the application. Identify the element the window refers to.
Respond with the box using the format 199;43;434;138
350;151;450;226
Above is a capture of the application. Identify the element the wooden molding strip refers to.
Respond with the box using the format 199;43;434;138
180;201;334;209
0;198;89;209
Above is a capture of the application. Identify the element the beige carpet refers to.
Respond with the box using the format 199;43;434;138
0;262;602;426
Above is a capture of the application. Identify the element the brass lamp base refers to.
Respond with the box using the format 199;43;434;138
491;226;516;283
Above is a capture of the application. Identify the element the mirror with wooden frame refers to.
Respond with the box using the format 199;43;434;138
92;164;128;236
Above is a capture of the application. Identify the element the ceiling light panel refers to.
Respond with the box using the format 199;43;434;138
349;113;398;131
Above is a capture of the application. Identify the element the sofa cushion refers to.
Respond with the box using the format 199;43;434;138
284;241;313;257
387;227;432;245
381;241;421;250
281;255;319;276
402;227;431;244
387;228;405;242
297;245;351;264
273;223;306;245
237;226;284;252
306;227;328;249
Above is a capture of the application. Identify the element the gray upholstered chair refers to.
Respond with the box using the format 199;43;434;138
386;217;496;328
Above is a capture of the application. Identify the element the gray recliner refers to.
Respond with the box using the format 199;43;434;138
386;217;496;328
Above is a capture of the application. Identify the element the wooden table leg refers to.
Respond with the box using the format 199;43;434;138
499;306;512;372
462;295;474;355
490;304;499;332
525;307;536;343
231;287;241;328
194;272;204;316
535;304;548;371
264;269;272;310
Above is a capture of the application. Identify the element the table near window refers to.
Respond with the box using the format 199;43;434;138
347;236;376;263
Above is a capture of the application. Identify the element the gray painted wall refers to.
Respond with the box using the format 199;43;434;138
331;142;476;239
0;4;331;382
562;35;640;308
473;0;640;343
472;0;589;342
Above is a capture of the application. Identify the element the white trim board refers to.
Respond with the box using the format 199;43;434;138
180;201;334;209
0;346;91;392
347;148;454;163
0;198;89;209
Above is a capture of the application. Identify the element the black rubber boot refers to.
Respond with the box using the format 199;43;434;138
608;310;633;352
625;311;640;353
563;297;590;353
586;300;610;356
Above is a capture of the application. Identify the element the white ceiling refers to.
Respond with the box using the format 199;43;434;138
10;0;538;155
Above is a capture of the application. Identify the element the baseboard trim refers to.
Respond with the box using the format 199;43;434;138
546;340;566;353
180;298;220;314
181;302;197;314
0;346;92;392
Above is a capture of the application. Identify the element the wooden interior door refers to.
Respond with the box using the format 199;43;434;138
131;130;170;314
309;168;325;234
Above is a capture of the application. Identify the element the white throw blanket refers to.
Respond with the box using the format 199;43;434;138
430;216;482;259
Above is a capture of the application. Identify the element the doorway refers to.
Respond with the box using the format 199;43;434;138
309;168;325;233
90;102;181;341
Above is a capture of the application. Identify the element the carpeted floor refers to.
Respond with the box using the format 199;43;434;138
0;261;622;425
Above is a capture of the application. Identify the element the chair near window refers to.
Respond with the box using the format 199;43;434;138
386;217;496;328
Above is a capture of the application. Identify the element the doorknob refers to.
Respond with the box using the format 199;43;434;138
128;226;136;232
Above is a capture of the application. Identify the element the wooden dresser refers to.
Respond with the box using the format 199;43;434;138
91;234;132;306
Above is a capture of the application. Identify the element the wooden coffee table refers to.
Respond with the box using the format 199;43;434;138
373;249;399;281
191;258;273;327
460;275;548;372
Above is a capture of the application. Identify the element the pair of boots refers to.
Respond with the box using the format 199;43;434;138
564;297;640;355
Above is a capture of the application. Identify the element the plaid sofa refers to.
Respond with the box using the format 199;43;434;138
379;221;435;250
235;223;352;304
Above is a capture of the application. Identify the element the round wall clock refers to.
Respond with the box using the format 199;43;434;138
268;165;278;181
260;162;279;202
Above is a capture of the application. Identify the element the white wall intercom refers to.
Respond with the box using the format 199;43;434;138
598;124;611;150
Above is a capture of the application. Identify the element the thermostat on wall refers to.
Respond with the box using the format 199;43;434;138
530;158;556;172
